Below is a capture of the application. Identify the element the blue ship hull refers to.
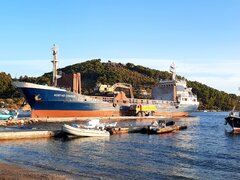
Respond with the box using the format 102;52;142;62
13;82;120;118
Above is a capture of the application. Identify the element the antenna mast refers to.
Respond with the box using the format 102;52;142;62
169;62;176;80
51;44;58;86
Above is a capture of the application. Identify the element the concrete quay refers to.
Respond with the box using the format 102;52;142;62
0;116;160;127
0;130;62;140
0;116;162;140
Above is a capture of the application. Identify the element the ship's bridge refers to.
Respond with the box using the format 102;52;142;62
152;79;177;101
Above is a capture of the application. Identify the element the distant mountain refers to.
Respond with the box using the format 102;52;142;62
0;59;239;111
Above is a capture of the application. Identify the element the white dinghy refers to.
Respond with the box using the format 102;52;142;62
62;119;113;137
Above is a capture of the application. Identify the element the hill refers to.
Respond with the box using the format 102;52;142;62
0;59;239;111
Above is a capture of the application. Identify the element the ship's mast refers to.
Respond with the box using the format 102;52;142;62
51;44;58;86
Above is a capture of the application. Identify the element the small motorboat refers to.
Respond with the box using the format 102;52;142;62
225;108;240;133
146;120;175;134
62;124;110;137
61;119;117;137
146;120;187;134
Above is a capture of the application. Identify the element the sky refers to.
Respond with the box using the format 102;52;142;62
0;0;240;95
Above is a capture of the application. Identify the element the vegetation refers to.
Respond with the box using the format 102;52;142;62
0;59;239;111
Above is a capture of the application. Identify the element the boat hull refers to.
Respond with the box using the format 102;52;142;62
62;124;110;137
225;116;240;132
154;104;198;117
13;82;120;118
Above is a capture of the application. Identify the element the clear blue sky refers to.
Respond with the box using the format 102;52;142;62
0;0;240;94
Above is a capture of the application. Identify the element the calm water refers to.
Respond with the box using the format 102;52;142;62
0;112;240;179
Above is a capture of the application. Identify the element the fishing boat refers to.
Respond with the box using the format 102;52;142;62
225;107;240;132
12;45;199;118
62;121;110;137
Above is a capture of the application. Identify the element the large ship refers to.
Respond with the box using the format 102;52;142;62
13;45;199;118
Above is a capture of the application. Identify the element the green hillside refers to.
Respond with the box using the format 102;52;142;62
0;59;239;111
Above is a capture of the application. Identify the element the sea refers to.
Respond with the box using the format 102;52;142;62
0;112;240;179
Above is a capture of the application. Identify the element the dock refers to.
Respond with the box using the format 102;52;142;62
0;116;187;140
0;116;163;127
0;130;62;140
111;125;187;134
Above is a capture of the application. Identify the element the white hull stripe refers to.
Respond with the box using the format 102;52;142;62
12;81;66;92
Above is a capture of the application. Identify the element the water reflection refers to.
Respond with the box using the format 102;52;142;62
0;113;239;179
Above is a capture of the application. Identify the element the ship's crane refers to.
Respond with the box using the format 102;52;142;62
98;83;134;99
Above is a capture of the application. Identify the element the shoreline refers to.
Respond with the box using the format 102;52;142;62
0;161;70;180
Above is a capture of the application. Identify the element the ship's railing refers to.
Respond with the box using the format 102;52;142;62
90;96;114;103
129;98;175;105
